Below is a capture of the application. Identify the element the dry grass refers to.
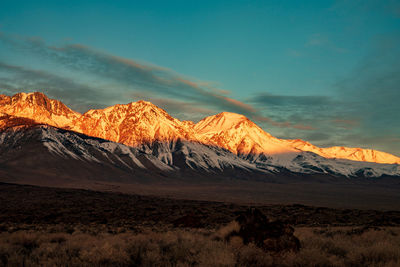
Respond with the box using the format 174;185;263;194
284;227;400;267
0;228;235;267
0;225;399;266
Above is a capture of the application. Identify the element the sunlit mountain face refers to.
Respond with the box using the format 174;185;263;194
0;92;399;178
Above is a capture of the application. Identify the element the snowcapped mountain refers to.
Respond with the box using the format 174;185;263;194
75;100;198;146
0;92;399;179
0;93;197;146
0;92;80;128
194;112;296;156
285;139;400;165
194;112;400;165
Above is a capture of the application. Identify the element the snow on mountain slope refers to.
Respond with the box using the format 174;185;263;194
0;92;399;176
137;139;260;172
1;124;398;178
0;124;147;169
195;112;298;157
194;112;400;165
192;113;400;176
0;124;261;175
252;150;400;177
285;139;400;165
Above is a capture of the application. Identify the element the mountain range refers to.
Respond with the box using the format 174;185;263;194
0;92;399;183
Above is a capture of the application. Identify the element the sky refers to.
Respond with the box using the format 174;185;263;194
0;0;399;156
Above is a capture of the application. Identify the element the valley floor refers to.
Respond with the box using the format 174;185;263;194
84;178;400;211
3;174;400;210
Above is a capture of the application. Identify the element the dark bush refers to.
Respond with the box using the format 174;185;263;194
228;208;300;253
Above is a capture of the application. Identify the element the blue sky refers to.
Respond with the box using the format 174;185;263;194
0;0;399;155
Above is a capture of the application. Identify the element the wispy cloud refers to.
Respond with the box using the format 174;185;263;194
250;93;333;107
334;34;400;153
0;32;308;129
252;34;400;155
0;33;257;113
253;115;315;131
0;62;113;111
0;32;258;115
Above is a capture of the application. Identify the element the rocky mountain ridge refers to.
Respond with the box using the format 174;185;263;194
1;92;399;166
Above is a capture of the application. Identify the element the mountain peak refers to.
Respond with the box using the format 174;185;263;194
129;100;169;115
11;92;48;102
135;100;154;106
0;92;80;129
9;92;65;110
193;111;291;155
1;91;399;165
85;99;164;116
217;111;247;119
215;112;249;124
77;98;195;146
194;111;250;135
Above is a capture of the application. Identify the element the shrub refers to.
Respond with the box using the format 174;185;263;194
0;225;399;266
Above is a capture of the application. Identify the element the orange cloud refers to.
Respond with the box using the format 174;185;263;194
221;96;256;113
